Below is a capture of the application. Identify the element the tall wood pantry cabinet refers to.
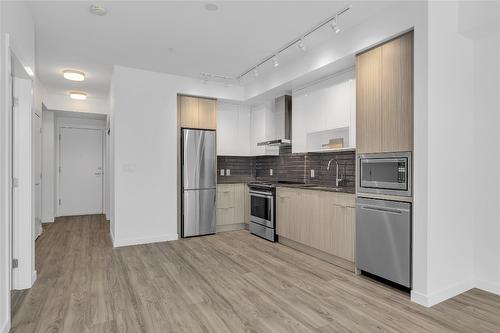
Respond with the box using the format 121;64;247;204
356;31;413;153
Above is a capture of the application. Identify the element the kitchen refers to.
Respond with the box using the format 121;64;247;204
179;31;413;289
6;1;500;332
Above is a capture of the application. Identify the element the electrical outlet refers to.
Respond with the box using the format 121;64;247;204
270;169;273;176
220;169;225;176
226;169;231;176
310;169;315;178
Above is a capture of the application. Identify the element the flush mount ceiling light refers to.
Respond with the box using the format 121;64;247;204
69;91;88;100
24;66;34;77
89;4;107;16
63;69;85;81
205;3;219;11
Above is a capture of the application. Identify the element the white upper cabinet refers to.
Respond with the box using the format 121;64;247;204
292;70;356;153
216;102;251;156
250;101;279;156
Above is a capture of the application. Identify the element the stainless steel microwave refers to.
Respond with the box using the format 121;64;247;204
357;152;412;197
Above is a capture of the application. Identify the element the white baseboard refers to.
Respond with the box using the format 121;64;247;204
476;279;500;296
32;270;37;285
411;280;474;307
42;217;54;223
113;233;178;248
1;319;10;333
109;228;115;244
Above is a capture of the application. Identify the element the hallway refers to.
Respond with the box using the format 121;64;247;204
10;215;500;332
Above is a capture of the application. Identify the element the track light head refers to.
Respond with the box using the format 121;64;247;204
272;55;279;67
297;39;307;52
253;68;259;77
331;15;341;33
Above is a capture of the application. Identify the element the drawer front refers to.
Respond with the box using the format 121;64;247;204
217;184;234;208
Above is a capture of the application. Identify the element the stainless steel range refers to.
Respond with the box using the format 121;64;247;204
248;182;277;242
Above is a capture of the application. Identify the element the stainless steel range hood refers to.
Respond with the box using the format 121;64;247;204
257;95;292;147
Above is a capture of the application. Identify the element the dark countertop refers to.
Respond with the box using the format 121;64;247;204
217;178;355;194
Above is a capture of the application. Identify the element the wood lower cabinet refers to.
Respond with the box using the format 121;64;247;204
216;183;248;228
277;188;356;263
179;95;217;130
356;31;413;153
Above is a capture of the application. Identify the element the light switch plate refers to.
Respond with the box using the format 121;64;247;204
310;169;315;178
270;169;273;176
226;169;231;176
220;169;225;176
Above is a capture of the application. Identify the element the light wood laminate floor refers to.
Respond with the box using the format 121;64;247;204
11;215;500;332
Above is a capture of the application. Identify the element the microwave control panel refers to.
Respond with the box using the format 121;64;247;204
398;162;406;183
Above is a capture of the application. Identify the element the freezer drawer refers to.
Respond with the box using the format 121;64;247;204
356;198;411;287
182;189;216;237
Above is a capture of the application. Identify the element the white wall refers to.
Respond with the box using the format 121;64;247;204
0;2;36;332
44;93;108;115
473;33;500;295
41;110;55;222
110;66;244;247
417;0;476;306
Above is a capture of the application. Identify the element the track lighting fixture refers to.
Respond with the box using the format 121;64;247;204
297;39;307;52
331;15;341;34
272;55;279;67
200;5;351;82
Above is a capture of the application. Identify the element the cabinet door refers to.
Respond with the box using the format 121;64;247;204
356;47;382;153
180;96;199;128
216;207;235;226
381;32;413;152
276;188;296;238
199;98;217;130
216;184;234;209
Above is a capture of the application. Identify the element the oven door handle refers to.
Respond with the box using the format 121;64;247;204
250;191;273;198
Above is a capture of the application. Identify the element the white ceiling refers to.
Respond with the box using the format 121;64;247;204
29;1;387;100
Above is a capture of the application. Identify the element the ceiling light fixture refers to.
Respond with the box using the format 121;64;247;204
200;5;351;83
297;39;307;52
272;55;279;67
236;5;351;80
330;15;341;34
89;4;107;16
205;3;219;11
69;91;88;100
63;69;85;81
24;66;34;77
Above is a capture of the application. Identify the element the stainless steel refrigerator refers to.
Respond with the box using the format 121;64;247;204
181;129;216;237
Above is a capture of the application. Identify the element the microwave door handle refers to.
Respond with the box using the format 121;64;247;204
362;158;406;164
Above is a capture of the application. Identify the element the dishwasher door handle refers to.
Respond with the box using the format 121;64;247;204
360;205;408;215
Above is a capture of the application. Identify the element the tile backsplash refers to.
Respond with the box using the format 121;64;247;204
218;149;355;188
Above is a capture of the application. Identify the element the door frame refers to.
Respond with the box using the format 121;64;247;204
2;33;36;329
56;125;105;217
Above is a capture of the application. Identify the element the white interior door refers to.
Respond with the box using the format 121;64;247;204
32;112;42;237
59;127;103;216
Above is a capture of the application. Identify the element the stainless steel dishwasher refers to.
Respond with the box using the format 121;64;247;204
356;197;411;287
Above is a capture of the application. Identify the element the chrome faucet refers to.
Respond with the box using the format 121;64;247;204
327;159;343;187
